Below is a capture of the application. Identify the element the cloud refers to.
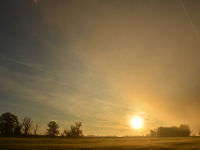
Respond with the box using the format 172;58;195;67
0;55;63;77
1;0;200;135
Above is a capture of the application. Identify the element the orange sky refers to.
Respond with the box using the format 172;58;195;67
0;0;200;136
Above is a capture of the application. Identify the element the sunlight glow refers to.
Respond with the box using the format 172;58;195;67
131;117;143;129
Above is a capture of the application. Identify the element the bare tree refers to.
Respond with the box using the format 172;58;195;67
34;123;40;136
64;122;83;138
150;129;157;137
22;117;33;135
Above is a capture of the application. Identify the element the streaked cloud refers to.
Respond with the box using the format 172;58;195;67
1;0;200;136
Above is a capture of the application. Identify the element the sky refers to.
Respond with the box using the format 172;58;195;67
0;0;200;136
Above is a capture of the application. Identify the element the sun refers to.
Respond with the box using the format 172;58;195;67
131;117;143;129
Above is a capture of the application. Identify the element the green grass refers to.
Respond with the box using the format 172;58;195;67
0;137;200;150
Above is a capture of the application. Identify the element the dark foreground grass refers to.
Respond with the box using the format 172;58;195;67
0;137;200;150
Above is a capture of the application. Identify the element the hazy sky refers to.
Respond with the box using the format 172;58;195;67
1;0;200;136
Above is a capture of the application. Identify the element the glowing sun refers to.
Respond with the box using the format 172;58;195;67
131;117;143;129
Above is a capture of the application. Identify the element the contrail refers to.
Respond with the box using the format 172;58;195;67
0;54;63;77
179;0;200;43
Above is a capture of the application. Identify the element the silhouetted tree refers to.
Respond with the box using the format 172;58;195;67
34;123;40;136
0;112;22;137
179;124;191;136
150;129;157;137
63;129;71;137
64;122;83;138
22;117;33;135
153;124;191;137
13;123;23;137
46;121;59;136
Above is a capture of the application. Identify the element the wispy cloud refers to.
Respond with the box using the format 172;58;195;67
1;0;200;136
0;54;63;77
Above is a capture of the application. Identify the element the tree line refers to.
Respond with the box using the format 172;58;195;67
0;112;83;138
150;124;191;137
0;112;193;138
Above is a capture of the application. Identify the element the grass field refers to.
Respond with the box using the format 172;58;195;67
0;137;200;150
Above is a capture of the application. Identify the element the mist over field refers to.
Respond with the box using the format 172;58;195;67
1;137;200;150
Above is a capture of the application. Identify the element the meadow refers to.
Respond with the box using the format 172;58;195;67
0;137;200;150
